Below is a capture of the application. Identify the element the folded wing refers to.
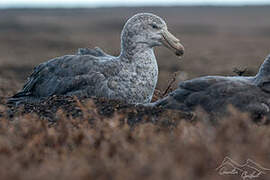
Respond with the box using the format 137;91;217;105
8;54;120;105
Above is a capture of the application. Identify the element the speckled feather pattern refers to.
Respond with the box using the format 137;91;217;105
8;13;167;105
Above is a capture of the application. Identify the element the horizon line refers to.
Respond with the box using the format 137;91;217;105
1;2;270;9
1;4;270;9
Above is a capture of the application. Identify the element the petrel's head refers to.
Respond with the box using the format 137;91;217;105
254;54;270;92
121;13;184;58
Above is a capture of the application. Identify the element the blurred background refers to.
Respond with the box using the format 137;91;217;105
0;0;270;97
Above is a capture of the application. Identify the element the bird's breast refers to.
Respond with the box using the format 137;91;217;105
108;50;158;103
126;59;158;103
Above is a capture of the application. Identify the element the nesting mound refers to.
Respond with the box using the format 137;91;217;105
2;94;270;126
3;95;193;127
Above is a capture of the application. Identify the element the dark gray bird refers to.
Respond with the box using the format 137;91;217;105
8;13;184;105
150;55;270;119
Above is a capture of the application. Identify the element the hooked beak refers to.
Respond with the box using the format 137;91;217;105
161;28;184;58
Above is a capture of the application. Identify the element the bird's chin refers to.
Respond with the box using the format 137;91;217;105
148;38;163;47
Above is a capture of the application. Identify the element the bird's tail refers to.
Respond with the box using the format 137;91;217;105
150;95;191;111
7;96;27;106
7;92;38;106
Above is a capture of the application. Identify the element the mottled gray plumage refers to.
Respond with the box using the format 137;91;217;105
8;13;184;105
151;55;270;117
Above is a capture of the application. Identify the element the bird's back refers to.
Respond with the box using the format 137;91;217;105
155;75;270;114
8;53;119;105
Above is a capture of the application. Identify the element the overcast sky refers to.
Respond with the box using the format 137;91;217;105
1;0;270;8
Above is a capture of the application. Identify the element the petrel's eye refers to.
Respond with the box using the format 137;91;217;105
151;24;158;29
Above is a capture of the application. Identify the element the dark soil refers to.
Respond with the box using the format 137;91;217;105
3;95;194;127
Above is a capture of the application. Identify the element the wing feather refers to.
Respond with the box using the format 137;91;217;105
77;47;112;57
8;54;119;105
